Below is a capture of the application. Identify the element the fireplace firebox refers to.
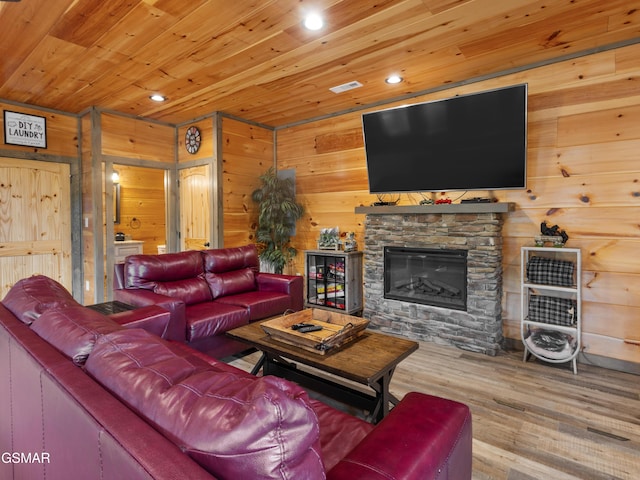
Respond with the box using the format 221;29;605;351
384;247;467;311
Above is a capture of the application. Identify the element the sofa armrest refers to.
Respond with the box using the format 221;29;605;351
113;289;186;342
110;305;172;339
113;262;126;290
256;273;303;311
327;392;472;480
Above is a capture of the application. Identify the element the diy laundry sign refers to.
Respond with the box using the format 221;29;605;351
4;110;47;148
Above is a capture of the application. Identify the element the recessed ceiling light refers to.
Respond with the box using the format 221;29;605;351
149;94;167;102
304;13;323;30
385;75;403;84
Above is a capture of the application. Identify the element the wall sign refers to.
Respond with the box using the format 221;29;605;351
3;110;47;148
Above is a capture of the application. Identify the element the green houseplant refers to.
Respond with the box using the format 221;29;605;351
251;167;304;274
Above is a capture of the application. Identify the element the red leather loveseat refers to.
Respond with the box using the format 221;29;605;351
1;275;473;479
114;244;303;358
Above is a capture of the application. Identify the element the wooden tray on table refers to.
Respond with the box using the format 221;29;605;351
261;309;369;355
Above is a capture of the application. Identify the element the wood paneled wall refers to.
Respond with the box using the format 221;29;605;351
0;101;77;296
101;113;175;164
0;101;78;158
220;117;274;247
276;43;640;365
178;120;214;164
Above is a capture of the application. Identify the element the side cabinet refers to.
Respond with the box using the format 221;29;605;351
304;250;363;315
114;240;144;264
521;246;581;374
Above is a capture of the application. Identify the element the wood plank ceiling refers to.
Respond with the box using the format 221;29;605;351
0;0;638;128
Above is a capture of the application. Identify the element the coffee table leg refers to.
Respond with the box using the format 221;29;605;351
256;352;298;376
251;353;266;375
370;368;397;423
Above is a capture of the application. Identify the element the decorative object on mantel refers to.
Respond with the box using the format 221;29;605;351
371;193;400;206
535;221;569;247
317;227;341;250
343;232;358;252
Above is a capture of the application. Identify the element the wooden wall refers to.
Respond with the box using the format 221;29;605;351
276;42;640;365
0;102;78;158
178;120;214;163
101;113;175;163
0;101;77;296
220;117;274;247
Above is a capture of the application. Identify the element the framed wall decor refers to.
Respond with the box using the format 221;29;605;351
3;110;47;148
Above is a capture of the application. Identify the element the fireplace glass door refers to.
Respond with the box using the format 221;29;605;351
384;247;467;311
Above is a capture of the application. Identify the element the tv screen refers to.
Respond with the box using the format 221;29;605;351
362;84;527;194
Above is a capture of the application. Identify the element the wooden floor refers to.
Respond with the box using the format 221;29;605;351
229;340;640;480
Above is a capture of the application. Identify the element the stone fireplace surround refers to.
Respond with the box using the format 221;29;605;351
356;203;514;356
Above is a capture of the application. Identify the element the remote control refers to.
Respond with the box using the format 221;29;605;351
291;323;314;330
297;325;323;333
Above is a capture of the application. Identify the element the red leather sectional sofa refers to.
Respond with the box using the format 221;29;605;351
113;244;303;358
1;274;473;479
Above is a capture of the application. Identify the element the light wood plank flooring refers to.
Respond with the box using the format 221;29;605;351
229;340;640;479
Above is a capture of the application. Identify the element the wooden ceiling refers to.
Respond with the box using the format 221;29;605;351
0;0;639;128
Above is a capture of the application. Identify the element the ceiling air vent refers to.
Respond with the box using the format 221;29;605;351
329;81;363;94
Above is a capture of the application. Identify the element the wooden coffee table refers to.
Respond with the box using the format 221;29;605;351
227;320;418;423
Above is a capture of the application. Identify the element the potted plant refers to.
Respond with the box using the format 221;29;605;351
251;167;304;274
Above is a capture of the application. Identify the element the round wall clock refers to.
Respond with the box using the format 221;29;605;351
185;126;201;154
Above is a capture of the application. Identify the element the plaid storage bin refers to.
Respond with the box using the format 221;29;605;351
527;256;575;287
528;294;577;326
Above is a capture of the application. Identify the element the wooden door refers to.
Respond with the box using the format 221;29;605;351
179;165;210;250
0;158;72;297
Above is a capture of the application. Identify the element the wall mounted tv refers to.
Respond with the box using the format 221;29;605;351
362;84;527;194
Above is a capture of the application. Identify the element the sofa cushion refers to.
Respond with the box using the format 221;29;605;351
153;277;213;306
86;329;324;480
30;306;122;365
2;275;79;325
205;268;256;299
185;302;249;342
125;250;204;290
216;291;292;321
202;245;259;274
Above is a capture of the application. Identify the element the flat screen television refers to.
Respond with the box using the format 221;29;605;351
362;84;527;194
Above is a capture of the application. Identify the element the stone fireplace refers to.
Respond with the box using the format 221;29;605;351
357;204;512;356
